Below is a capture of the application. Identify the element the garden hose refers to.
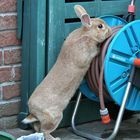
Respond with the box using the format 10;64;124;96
86;26;123;124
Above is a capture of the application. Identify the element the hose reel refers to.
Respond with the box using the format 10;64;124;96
80;15;140;111
72;0;140;138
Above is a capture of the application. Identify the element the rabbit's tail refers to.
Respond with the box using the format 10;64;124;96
22;114;38;124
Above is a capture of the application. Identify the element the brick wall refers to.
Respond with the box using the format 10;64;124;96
0;0;21;130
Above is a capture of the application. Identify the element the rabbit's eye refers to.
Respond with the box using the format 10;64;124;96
98;24;103;29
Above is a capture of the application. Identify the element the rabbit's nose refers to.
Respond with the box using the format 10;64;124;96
109;27;112;35
107;27;112;37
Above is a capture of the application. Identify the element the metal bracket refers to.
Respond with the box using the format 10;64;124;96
71;81;132;140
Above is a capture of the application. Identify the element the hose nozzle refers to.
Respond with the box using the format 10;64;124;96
100;108;111;124
128;0;136;13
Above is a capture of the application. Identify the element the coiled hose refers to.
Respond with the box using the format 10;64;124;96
86;26;123;122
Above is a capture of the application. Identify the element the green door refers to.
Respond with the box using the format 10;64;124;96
17;0;46;128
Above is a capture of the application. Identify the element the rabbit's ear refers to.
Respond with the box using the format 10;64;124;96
74;5;92;28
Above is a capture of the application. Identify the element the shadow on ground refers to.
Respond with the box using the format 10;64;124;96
5;114;140;140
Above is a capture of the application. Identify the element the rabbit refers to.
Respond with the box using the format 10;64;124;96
22;5;112;140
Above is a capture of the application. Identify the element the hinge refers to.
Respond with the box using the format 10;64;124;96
17;0;24;40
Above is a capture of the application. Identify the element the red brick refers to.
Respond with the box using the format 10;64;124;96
0;115;18;129
0;51;2;65
0;15;17;30
0;31;20;47
14;66;21;81
4;48;21;64
0;66;21;83
0;100;20;117
0;0;16;13
3;83;21;100
0;67;11;83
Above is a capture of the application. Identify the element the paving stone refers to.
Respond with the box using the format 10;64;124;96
4;113;140;140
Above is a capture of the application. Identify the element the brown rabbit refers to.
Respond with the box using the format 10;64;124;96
22;5;112;140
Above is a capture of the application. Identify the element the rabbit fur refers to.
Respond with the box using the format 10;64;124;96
23;5;112;140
